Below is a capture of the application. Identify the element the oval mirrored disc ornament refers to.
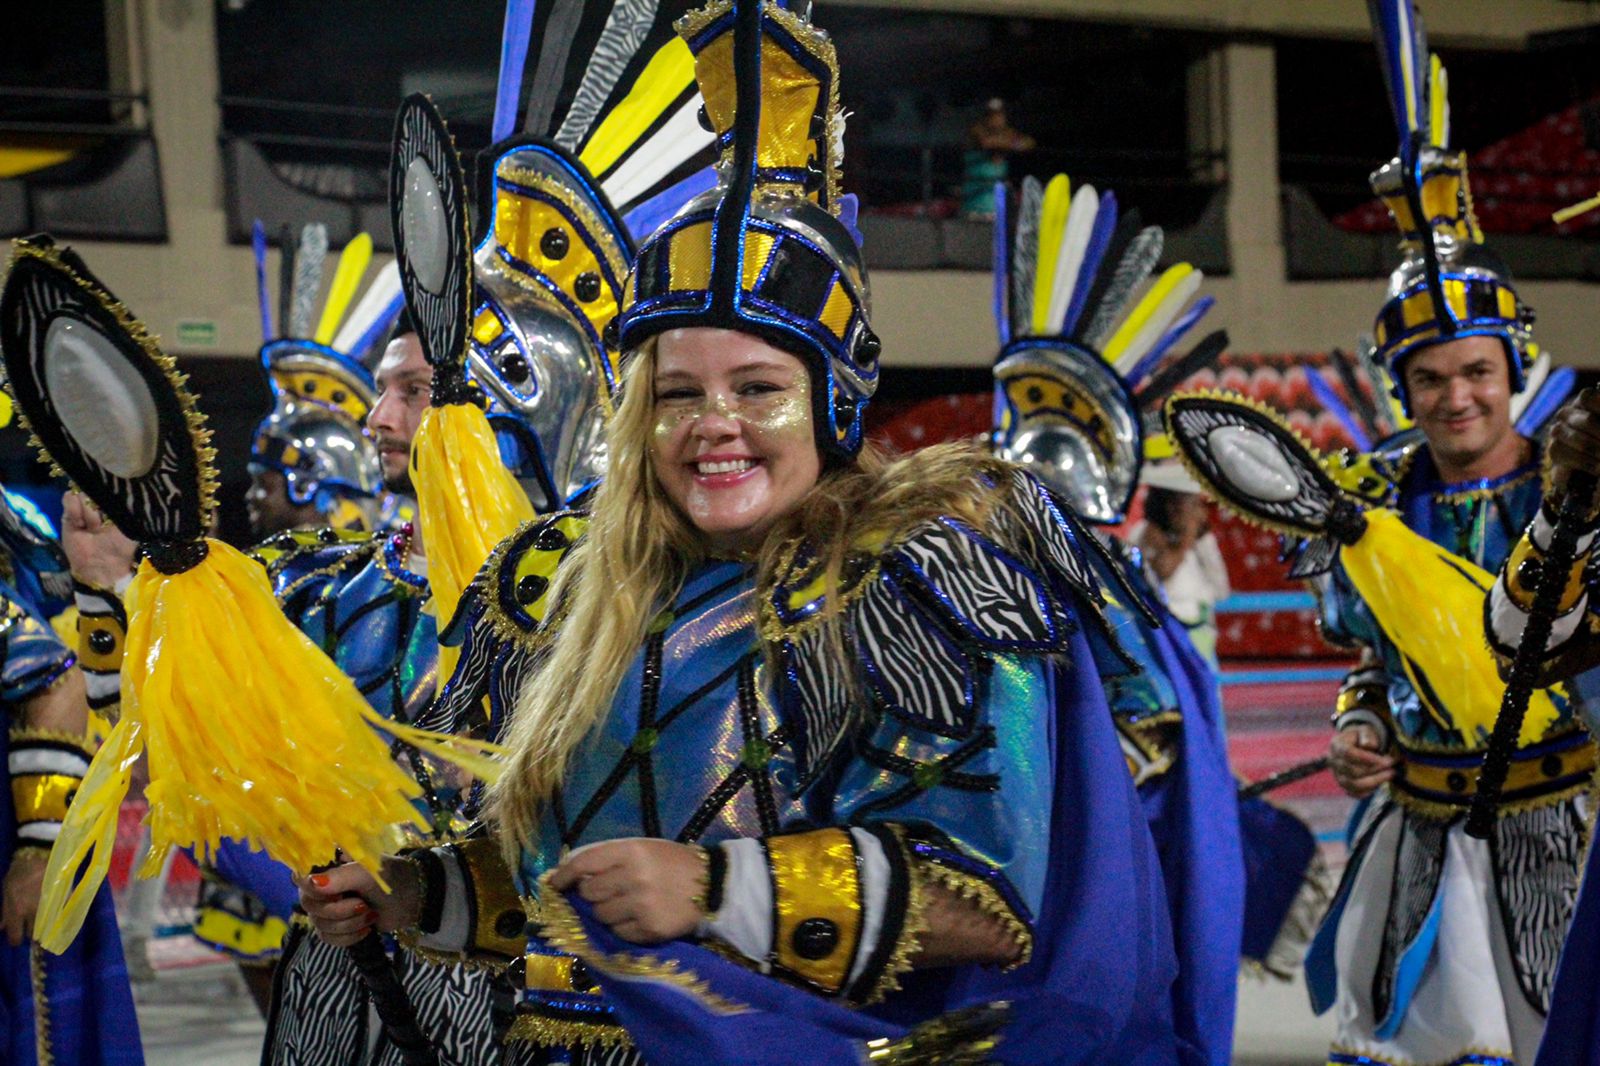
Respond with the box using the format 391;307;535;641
43;316;160;479
1204;424;1299;503
0;238;211;542
389;93;471;373
1163;391;1346;538
402;156;448;295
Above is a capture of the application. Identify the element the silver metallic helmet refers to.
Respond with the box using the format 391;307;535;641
249;402;382;530
993;342;1141;524
469;139;632;511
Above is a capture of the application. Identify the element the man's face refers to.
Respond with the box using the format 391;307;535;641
367;334;432;494
246;467;319;537
1402;334;1517;471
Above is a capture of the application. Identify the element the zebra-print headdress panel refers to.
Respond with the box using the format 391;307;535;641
390;94;473;379
0;237;213;542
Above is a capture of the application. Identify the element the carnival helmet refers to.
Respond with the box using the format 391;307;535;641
1365;0;1533;416
990;174;1227;523
613;0;879;462
248;223;401;531
395;2;720;512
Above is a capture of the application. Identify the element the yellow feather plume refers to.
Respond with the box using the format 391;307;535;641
1339;510;1560;746
314;232;374;345
36;541;506;954
1102;263;1194;366
411;402;536;678
1030;175;1070;334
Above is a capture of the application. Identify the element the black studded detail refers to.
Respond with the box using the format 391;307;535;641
273;533;297;550
498;353;532;385
534;524;571;552
304;380;317;394
855;331;881;368
318;527;340;544
1026;386;1045;405
574;272;602;303
516;574;548;606
540;227;570;260
809;113;827;140
791;918;839;960
331;389;348;404
494;910;524;939
1446;771;1469;793
1516;555;1544;590
697;105;714;133
1542;754;1564;778
834;396;856;428
603;318;620;351
569;959;595;993
88;629;116;655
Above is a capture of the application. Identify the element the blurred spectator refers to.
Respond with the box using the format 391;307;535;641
1132;487;1231;665
962;98;1035;218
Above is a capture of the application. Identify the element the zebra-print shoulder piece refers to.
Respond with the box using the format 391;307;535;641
770;468;1107;779
422;511;588;739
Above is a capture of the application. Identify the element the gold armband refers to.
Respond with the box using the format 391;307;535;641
8;728;91;848
1504;534;1588;615
457;835;529;960
764;828;865;995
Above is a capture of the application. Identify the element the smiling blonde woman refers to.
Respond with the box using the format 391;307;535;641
301;3;1183;1063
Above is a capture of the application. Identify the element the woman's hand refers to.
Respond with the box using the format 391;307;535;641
1328;724;1395;798
1;848;47;946
61;492;137;589
296;857;421;948
547;839;705;945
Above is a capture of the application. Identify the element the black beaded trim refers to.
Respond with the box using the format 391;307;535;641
144;538;210;575
412;848;447;935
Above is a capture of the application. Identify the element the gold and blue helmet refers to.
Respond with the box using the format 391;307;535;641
613;0;879;461
991;173;1226;524
1365;0;1533;416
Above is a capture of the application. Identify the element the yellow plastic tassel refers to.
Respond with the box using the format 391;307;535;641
1338;510;1560;747
36;540;505;954
411;402;536;677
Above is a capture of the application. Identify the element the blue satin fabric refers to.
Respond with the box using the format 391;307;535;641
0;581;143;1064
1090;548;1246;1066
535;588;1180;1065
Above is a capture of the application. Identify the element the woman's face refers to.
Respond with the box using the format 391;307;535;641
650;328;820;554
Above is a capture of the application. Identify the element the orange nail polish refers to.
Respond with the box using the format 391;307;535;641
309;874;329;889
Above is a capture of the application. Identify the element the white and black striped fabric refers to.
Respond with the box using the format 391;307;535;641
1491;800;1588;1014
265;926;527;1066
776;469;1105;778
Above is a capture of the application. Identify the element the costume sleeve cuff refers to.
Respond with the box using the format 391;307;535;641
73;580;128;713
697;826;917;1004
8;727;90;847
1489;524;1593;666
403;836;526;967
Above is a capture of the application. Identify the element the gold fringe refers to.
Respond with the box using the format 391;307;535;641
7;726;92;756
504;1010;632;1050
272;538;379;607
31;942;52;1066
854;829;931;1006
915;857;1033;972
391;927;513;976
535;871;750;1018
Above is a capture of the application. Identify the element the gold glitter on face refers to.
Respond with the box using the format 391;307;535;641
649;328;821;554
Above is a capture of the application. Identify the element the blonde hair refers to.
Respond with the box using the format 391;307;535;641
488;341;1014;860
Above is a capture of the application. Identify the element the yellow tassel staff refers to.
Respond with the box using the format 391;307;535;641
1164;390;1561;748
390;94;533;662
0;237;501;952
